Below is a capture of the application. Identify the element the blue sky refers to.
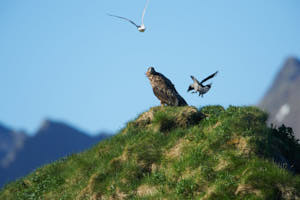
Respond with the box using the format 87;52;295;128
1;0;300;135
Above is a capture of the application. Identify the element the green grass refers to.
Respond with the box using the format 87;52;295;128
1;105;299;200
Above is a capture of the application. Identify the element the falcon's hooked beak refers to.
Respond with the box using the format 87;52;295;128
146;66;155;77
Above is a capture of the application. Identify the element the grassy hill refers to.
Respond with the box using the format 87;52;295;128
0;106;300;200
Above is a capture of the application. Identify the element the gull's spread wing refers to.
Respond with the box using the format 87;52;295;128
107;14;139;28
141;0;150;24
200;71;218;84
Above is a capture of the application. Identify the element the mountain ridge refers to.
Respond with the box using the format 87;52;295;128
259;56;300;139
0;123;27;168
0;119;110;188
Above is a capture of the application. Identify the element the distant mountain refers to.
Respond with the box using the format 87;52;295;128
0;120;110;188
259;57;300;139
0;124;13;162
0;123;27;168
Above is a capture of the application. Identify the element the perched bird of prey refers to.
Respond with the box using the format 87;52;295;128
187;71;218;97
108;0;150;32
146;67;188;106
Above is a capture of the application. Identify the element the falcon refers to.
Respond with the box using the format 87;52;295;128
146;67;188;106
187;71;218;97
108;0;150;32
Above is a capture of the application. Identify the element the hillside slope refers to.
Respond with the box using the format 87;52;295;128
1;106;300;200
259;57;300;139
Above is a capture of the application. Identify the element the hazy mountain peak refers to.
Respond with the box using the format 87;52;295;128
37;119;84;136
0;123;11;134
285;56;300;65
0;123;27;169
0;119;109;188
38;119;51;131
280;57;300;81
259;57;300;139
38;119;61;132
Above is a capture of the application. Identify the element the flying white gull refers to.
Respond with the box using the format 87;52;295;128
188;71;218;97
108;0;150;32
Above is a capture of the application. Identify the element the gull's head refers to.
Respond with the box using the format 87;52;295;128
138;24;146;32
146;66;156;76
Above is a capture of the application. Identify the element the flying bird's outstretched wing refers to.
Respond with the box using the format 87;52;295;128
141;0;150;24
190;75;200;84
200;71;218;84
107;14;139;28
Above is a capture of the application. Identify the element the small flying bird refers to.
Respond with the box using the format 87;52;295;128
108;0;150;32
187;71;218;97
